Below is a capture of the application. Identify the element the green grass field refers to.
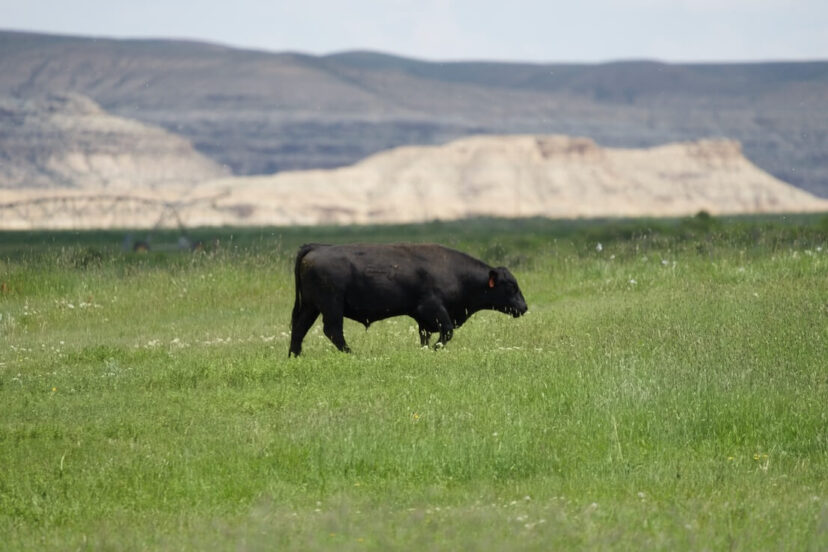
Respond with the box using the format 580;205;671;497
1;215;826;550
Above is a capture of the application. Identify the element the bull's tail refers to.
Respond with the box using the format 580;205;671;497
292;244;317;314
289;244;319;357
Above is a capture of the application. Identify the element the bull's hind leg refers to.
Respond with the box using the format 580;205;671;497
289;304;319;357
321;305;351;353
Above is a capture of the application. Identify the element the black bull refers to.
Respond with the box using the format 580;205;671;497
289;243;528;356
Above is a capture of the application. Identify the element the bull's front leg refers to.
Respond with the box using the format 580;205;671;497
436;322;453;348
418;325;431;347
416;301;453;350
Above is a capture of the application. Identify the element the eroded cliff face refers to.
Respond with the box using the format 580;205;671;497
191;135;827;227
0;94;228;191
4;133;824;229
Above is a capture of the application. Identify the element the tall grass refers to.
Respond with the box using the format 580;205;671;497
1;215;826;550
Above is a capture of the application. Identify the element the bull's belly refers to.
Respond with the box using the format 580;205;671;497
342;285;418;326
344;305;410;326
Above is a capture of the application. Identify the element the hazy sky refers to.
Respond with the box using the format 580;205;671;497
2;0;826;63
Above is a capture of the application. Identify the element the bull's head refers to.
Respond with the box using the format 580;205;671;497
487;267;528;317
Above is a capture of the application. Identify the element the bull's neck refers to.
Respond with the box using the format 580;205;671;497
461;269;497;312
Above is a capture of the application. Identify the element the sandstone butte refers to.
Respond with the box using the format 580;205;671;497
2;134;827;229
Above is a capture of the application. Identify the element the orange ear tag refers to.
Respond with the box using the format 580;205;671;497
488;277;495;288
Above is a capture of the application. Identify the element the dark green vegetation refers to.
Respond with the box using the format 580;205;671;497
1;215;827;550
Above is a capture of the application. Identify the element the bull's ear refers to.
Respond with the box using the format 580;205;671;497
488;270;497;288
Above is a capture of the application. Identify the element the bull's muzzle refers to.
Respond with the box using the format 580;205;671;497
511;303;528;317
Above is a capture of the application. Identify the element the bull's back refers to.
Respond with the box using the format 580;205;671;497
303;243;453;277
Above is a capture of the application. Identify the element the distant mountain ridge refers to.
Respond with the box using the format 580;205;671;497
1;29;827;197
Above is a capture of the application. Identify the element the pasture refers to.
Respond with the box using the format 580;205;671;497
1;216;826;550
